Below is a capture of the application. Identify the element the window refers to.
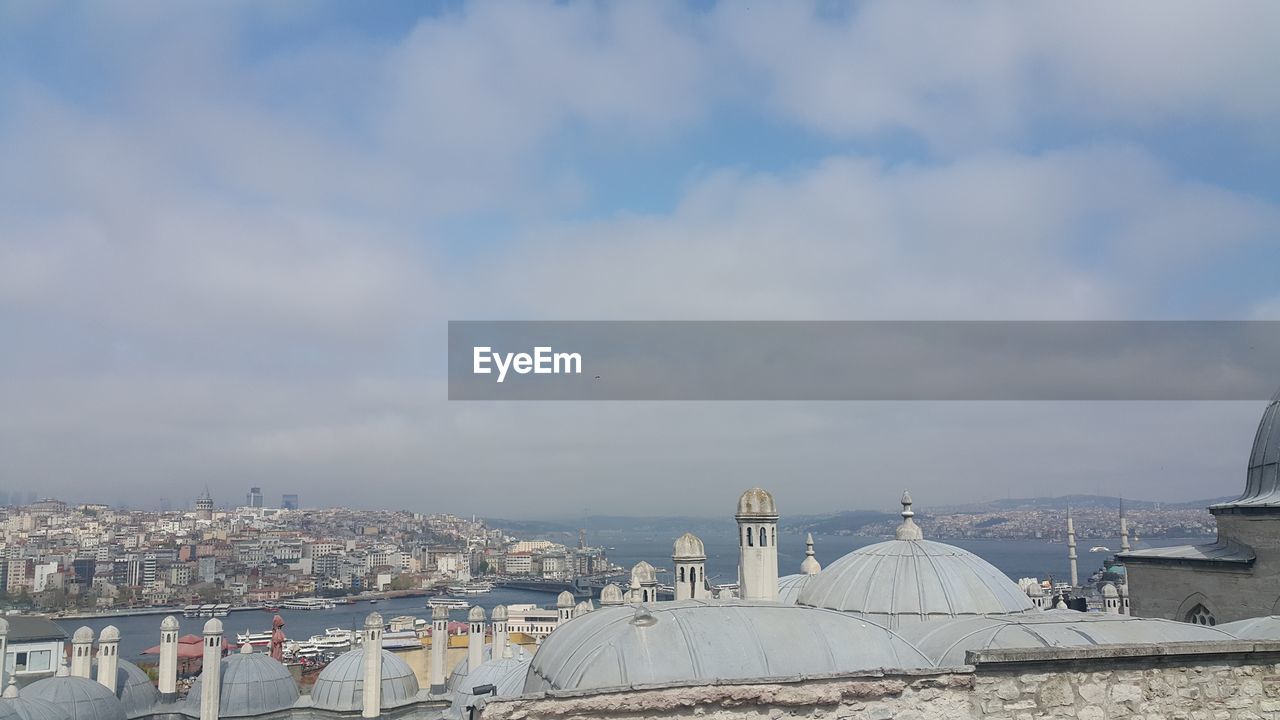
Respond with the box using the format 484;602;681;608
678;567;685;582
759;526;767;547
747;527;754;547
27;650;51;672
1185;604;1216;626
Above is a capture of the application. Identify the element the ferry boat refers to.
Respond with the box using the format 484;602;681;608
279;598;336;611
284;627;355;660
236;630;273;648
446;581;494;595
427;597;471;610
183;603;231;618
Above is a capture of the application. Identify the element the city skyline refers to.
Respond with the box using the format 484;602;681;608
3;2;1280;513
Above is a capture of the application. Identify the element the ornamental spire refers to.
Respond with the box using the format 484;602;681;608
896;490;923;540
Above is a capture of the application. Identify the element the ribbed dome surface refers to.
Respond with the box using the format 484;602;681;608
310;649;420;711
672;533;705;559
1213;391;1280;509
776;574;813;605
1;693;71;720
448;653;531;719
23;677;125;720
92;660;159;719
183;652;299;717
736;488;777;518
797;539;1034;628
524;600;931;693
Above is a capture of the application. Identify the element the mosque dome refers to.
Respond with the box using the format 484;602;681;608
797;492;1034;628
736;488;777;519
182;646;299;718
629;562;656;586
310;649;420;712
599;584;624;606
90;660;160;719
448;648;531;720
673;533;705;560
23;674;126;720
555;591;575;609
776;574;813;605
524;600;931;693
2;681;71;720
1212;389;1280;509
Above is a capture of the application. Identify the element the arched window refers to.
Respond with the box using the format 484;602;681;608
759;526;767;547
772;527;776;545
1185;604;1216;626
679;567;685;582
747;527;754;547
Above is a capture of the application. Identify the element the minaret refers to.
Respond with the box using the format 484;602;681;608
467;606;485;674
1120;499;1131;553
800;533;821;575
0;618;8;689
491;605;508;655
735;487;779;601
673;533;707;601
71;626;94;678
556;591;575;622
361;612;383;719
159;616;180;700
97;626;120;693
1067;507;1079;588
200;618;224;720
430;604;448;694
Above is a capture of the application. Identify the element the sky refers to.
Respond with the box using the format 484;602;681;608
1;1;1279;517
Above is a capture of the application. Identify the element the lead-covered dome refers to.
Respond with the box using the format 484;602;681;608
1213;388;1280;509
797;493;1034;628
182;647;299;718
91;660;159;719
672;532;705;560
23;675;125;720
448;647;531;720
524;600;931;693
736;488;777;519
3;681;71;720
310;649;420;712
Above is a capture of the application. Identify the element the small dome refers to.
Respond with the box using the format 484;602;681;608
3;681;71;720
672;533;705;560
629;562;656;586
365;612;383;628
448;652;531;719
525;600;930;693
202;618;223;635
555;591;575;609
776;574;813;605
491;605;508;621
182;652;299;718
160;616;180;632
1102;582;1119;597
573;601;593;617
736;488;777;519
72;628;94;644
310;649;420;712
599;584;624;606
90;661;159;719
23;676;126;720
97;627;119;643
468;606;485;622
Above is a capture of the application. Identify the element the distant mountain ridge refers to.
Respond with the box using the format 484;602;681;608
947;495;1235;512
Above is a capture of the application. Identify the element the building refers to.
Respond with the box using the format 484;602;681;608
1122;390;1280;624
246;488;263;509
194;489;214;522
1;616;67;682
281;494;298;511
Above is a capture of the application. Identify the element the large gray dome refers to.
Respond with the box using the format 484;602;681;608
183;652;299;717
91;660;159;719
797;538;1035;627
1;684;71;720
310;649;420;712
524;600;931;693
448;652;531;719
22;677;125;720
1213;390;1280;509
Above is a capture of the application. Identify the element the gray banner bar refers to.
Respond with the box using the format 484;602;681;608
447;321;1280;400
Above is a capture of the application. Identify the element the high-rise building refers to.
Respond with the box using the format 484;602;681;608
247;487;264;508
281;494;299;510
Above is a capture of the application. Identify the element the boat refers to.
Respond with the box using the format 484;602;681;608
184;603;231;618
260;604;280;612
1089;546;1111;553
427;597;471;610
280;598;336;610
236;630;273;648
446;581;494;595
368;599;379;604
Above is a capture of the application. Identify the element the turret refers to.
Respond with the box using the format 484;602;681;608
430;604;448;694
800;533;821;575
159;616;180;699
556;591;575;623
736;488;779;601
573;600;594;618
628;562;657;603
362;613;383;718
200;618;224;720
673;533;708;601
71;626;94;678
491;605;508;655
96;626;120;693
467;606;485;674
599;583;624;607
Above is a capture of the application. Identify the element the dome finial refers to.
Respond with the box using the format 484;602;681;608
800;532;821;575
896;490;923;540
3;677;18;699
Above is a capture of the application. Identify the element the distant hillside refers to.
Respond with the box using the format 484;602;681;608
970;495;1234;512
787;510;899;535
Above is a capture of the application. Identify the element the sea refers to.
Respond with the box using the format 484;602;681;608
63;531;1210;662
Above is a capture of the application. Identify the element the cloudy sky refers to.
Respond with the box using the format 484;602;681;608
2;1;1279;516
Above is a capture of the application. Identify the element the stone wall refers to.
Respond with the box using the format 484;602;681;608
481;644;1280;720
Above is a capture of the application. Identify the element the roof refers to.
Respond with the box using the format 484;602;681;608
900;611;1239;666
1120;538;1256;566
22;677;125;720
1;684;71;720
736;488;777;519
1217;615;1280;638
448;652;532;719
1;617;68;643
523;600;932;693
90;661;158;720
629;563;655;586
672;533;705;560
1211;390;1280;510
310;649;420;712
182;651;299;717
796;538;1035;628
775;574;813;605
